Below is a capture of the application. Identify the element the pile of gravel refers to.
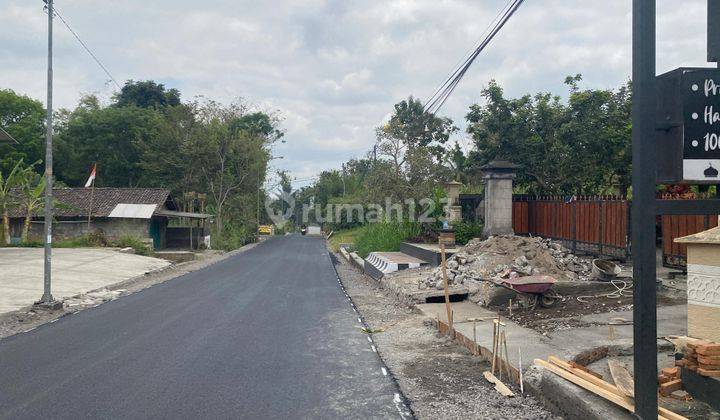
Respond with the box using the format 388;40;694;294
419;235;593;291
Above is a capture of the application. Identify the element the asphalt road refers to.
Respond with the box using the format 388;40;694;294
0;235;402;419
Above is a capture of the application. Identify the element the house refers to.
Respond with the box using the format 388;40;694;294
8;188;211;250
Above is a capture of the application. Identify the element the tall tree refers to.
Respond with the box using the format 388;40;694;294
188;100;272;235
54;96;164;187
0;89;45;175
113;80;181;109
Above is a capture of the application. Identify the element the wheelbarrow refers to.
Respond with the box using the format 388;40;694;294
492;275;560;309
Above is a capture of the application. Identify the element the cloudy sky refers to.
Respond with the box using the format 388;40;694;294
0;1;712;188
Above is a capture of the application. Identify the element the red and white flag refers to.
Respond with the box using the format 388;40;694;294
84;164;97;188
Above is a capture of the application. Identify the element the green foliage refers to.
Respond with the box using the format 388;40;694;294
212;222;256;251
453;220;483;245
328;226;364;252
383;96;456;149
354;221;421;258
466;76;632;195
114;235;151;255
113;80;181;109
55;101;164;187
0;89;45;175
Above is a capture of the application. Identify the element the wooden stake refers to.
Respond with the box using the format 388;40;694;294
491;319;499;375
608;325;615;341
508;299;513;317
472;320;477;355
440;242;453;335
502;331;511;379
518;348;524;394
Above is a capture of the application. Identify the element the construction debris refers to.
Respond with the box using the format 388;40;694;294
535;356;688;420
678;342;720;377
607;359;635;398
421;235;594;290
483;371;515;397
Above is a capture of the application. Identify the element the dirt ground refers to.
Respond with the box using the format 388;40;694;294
333;253;560;420
488;284;685;334
0;244;257;340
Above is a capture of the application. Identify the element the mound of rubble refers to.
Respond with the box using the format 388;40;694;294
420;235;593;291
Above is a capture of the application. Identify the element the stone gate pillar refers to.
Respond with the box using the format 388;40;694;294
481;160;519;237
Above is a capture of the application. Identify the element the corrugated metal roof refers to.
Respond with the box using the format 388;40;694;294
108;204;158;219
154;209;211;219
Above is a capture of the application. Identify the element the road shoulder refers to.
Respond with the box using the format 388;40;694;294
332;251;558;419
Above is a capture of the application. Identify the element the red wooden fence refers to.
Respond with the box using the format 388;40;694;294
661;214;719;268
512;196;630;260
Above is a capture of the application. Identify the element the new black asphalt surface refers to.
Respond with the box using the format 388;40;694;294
0;235;402;419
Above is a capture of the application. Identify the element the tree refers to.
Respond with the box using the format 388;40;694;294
54;97;164;187
465;77;632;195
0;159;24;244
0;89;45;175
113;80;181;109
373;97;455;201
188;100;271;235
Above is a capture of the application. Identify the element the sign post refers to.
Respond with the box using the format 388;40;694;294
631;1;658;417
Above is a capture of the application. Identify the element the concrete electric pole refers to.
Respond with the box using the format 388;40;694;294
39;0;59;308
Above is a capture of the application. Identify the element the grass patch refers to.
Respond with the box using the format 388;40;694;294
114;235;151;256
354;221;421;258
328;226;364;252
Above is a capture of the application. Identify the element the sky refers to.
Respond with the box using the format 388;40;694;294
0;0;713;189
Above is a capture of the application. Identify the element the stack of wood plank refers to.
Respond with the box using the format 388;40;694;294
677;342;720;377
535;356;688;420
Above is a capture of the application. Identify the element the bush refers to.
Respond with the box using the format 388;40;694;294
114;235;151;256
213;223;256;251
355;221;421;258
454;220;483;245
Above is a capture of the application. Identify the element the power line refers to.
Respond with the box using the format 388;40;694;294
423;0;526;115
46;3;122;90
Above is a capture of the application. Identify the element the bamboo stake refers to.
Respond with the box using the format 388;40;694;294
440;242;453;335
502;331;512;379
491;319;499;375
518;348;524;394
472;320;477;356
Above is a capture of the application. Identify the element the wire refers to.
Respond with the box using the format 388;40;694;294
50;4;122;90
423;0;515;108
424;0;526;115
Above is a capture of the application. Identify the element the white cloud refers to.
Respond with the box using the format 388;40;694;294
0;0;712;189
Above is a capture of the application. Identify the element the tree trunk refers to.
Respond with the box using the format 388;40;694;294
215;206;223;237
2;207;10;245
22;211;31;243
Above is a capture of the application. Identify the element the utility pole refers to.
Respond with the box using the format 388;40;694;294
39;0;59;307
631;0;657;417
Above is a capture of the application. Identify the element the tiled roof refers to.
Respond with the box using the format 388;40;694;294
9;188;170;218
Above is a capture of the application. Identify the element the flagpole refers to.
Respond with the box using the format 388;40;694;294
87;163;96;231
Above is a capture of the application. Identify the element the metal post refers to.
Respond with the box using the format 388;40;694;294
631;1;658;417
41;0;55;305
